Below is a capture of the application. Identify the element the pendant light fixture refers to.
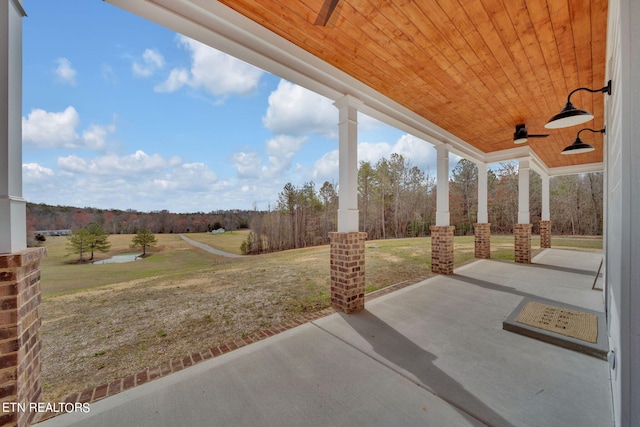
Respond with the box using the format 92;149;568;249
545;80;612;129
561;128;605;155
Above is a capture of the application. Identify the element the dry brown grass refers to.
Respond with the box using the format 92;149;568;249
40;234;602;401
41;244;335;401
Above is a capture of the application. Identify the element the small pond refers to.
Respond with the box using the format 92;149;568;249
92;253;142;265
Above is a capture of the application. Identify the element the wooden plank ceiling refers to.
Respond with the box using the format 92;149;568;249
218;0;608;169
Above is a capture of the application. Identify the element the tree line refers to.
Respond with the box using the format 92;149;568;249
26;153;603;255
26;204;253;241
241;154;603;254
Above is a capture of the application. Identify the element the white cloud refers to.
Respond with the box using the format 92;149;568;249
22;107;114;150
229;134;307;184
58;150;181;176
265;135;307;176
23;107;80;147
132;48;165;77
163;163;219;190
156;68;189;92
81;123;116;151
54;58;77;85
309;134;438;182
262;80;337;138
22;163;65;200
308;143;389;183
358;142;395;164
22;163;54;183
311;150;339;181
230;152;262;179
388;134;434;166
155;35;263;98
358;135;437;169
22;152;230;212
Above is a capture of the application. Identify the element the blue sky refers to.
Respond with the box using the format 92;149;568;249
21;0;447;213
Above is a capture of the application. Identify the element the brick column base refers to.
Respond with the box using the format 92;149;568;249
329;232;367;314
430;226;455;274
474;223;491;259
0;247;46;427
540;220;552;248
514;224;532;264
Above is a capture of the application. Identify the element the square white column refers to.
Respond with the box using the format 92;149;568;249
517;159;530;224
333;95;362;233
477;162;489;223
435;144;450;226
541;174;550;221
0;0;27;253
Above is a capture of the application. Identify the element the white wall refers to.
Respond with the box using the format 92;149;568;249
605;0;640;425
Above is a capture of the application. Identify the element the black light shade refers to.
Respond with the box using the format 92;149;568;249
560;137;595;155
545;80;612;129
545;101;594;129
561;127;605;155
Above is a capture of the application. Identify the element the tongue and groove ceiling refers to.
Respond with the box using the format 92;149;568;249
111;0;608;172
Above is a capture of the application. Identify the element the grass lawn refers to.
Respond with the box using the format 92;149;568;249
38;233;602;402
183;229;250;255
39;234;233;295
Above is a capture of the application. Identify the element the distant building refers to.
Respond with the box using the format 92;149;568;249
34;230;72;236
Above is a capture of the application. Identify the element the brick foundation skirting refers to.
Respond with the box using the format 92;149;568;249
329;232;367;314
540;220;552;248
430;226;455;274
474;223;491;259
0;248;47;427
514;223;533;264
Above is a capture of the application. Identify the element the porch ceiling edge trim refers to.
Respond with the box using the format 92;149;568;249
105;0;600;176
547;162;604;177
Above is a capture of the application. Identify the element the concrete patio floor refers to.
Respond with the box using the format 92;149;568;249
38;248;613;427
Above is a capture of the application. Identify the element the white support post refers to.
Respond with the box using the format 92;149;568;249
0;0;26;254
477;162;488;223
333;95;362;233
541;174;550;221
518;159;530;224
435;144;450;226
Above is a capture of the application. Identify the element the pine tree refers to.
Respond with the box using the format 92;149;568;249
85;222;111;260
66;229;92;263
130;228;158;256
66;223;111;262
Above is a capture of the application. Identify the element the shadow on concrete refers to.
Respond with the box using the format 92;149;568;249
452;273;543;300
521;262;600;277
339;310;513;427
473;257;598;278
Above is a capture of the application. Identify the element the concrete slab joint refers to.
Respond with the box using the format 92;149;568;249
430;226;455;275
514;224;532;264
0;247;47;427
329;232;367;314
474;223;491;259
